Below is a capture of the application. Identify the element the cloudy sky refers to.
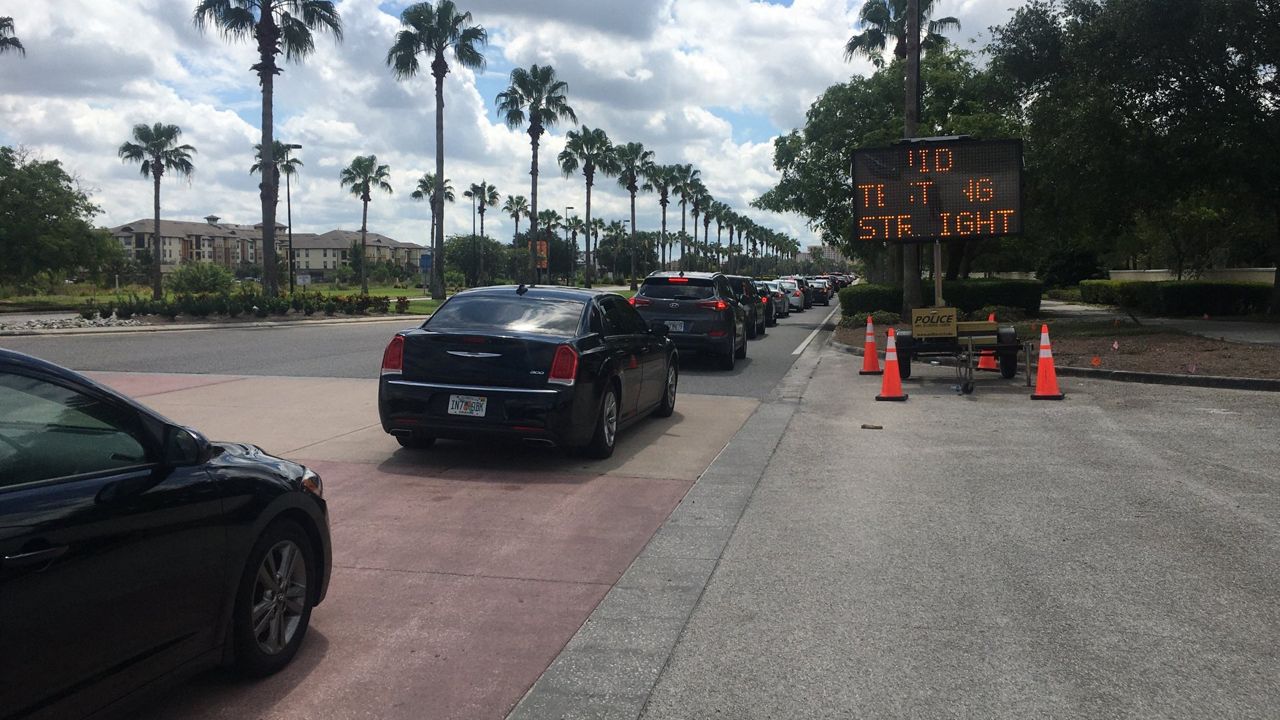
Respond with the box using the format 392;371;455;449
0;0;1024;254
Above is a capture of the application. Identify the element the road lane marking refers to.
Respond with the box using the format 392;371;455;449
792;306;840;355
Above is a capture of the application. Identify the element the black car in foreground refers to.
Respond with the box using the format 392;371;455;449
379;286;678;459
631;271;747;370
0;349;330;720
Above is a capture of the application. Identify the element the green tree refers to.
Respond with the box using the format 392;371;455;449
117;123;196;300
557;125;615;287
615;142;655;289
843;0;959;67
0;16;24;56
411;172;454;251
495;64;577;280
644;164;678;268
338;155;393;294
193;0;342;297
672;164;701;270
0;147;119;290
387;0;486;301
502;194;529;243
464;180;499;237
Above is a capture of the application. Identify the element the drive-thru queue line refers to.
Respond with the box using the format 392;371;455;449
792;305;841;356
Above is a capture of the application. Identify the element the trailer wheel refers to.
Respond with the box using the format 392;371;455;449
898;350;912;379
999;353;1017;379
961;381;975;395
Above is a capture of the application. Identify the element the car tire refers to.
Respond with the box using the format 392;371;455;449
898;351;913;379
746;312;758;339
999;353;1018;379
735;333;747;359
719;332;736;370
233;520;316;678
652;361;678;418
395;433;436;450
583;386;620;459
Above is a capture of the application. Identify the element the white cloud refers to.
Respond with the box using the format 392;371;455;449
0;0;1028;254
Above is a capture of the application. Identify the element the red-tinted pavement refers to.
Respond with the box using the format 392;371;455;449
110;372;757;720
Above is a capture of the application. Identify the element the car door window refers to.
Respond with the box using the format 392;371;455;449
0;372;151;488
599;296;645;336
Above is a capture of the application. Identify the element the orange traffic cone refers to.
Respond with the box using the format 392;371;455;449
977;312;998;372
858;316;882;375
1031;324;1065;400
875;328;908;401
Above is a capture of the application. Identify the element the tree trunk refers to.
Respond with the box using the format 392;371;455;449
477;208;485;283
704;217;712;269
258;19;279;297
584;172;594;288
432;59;448;300
901;0;923;316
1270;203;1280;315
629;193;638;290
716;224;723;271
527;126;541;282
679;202;687;270
660;201;668;269
152;169;163;300
360;197;369;295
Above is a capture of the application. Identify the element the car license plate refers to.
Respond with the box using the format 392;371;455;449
447;394;487;417
664;321;685;332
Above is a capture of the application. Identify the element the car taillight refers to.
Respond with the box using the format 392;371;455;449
548;345;579;386
630;296;651;306
381;335;404;374
760;296;767;304
793;290;802;297
697;299;729;312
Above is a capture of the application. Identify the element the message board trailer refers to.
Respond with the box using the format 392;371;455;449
851;137;1024;244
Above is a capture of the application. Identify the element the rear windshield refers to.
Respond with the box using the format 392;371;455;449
640;278;715;300
779;281;797;290
426;295;585;336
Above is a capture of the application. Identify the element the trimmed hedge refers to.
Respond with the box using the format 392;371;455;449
1080;280;1270;316
840;280;1043;316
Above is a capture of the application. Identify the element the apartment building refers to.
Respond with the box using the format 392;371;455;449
109;216;426;281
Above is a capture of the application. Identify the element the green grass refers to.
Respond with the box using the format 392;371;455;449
1012;318;1187;339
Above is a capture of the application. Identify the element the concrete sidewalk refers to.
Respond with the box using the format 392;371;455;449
514;341;1280;719
1042;299;1280;346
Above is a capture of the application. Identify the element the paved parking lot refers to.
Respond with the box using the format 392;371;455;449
83;371;757;720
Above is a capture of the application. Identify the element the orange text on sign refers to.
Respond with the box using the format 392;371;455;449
938;209;1017;237
858;215;915;240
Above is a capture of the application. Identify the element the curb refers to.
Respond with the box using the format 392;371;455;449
830;340;1280;393
0;314;426;337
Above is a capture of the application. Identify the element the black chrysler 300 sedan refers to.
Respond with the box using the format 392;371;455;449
0;349;331;720
378;286;679;459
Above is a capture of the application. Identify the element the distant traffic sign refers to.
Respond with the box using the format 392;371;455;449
419;252;433;271
852;138;1023;244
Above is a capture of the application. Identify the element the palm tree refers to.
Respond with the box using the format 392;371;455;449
0;17;24;56
338;155;392;295
614;142;655;290
701;194;714;269
194;0;342;297
644;164;677;269
564;214;585;277
672;164;701;269
589;217;605;280
690;181;709;263
557;126;616;288
495;64;577;280
411;172;454;249
843;0;959;67
387;1;486;300
250;141;303;287
118;123;196;300
502;194;529;242
464;180;499;237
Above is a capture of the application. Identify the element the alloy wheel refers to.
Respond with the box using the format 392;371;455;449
250;539;309;656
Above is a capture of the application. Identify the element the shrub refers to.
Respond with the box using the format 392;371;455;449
97;303;115;319
964;305;1026;321
839;280;1042;316
1080;280;1269;316
167;262;234;295
1036;247;1106;288
159;302;179;320
1045;287;1083;302
838;310;901;328
395;296;410;314
79;302;99;320
370;295;391;314
323;300;337;316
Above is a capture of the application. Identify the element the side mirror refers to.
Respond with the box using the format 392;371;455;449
649;321;670;336
164;425;213;466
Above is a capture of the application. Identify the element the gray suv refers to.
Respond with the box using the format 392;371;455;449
632;271;747;370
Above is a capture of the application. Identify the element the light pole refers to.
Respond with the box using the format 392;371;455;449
564;205;574;284
284;143;301;293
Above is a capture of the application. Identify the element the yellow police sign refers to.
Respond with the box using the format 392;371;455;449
911;307;957;338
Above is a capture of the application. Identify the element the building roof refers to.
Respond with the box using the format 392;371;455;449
316;229;424;250
109;219;286;240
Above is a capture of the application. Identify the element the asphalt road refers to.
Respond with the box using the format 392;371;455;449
0;305;840;399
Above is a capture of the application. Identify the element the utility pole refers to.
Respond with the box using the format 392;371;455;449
902;0;925;318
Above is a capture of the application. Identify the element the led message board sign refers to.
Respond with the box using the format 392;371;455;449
851;138;1023;243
